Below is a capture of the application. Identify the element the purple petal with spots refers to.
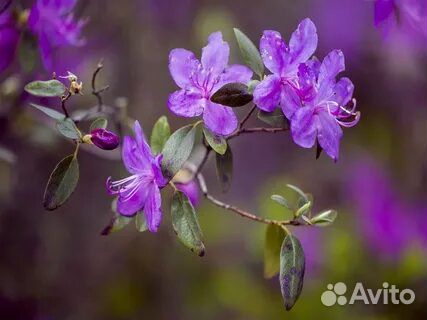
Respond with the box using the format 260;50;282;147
260;30;287;74
253;74;282;112
203;101;238;136
169;48;200;89
315;110;343;161
290;107;317;148
201;31;229;76
288;18;318;66
217;64;253;89
168;90;205;117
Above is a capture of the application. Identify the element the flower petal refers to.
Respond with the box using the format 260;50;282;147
0;13;19;73
260;30;287;74
216;64;253;90
143;183;163;232
122;136;149;173
168;89;205;117
289;18;318;65
290;107;317;148
253;74;282;112
39;32;54;71
133;121;154;161
117;179;150;217
315;110;343;161
169;48;200;89
281;85;302;119
201;31;229;75
176;180;200;207
332;77;354;106
203;101;238;136
318;49;345;85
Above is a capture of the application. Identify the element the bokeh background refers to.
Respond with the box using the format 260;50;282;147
0;0;426;319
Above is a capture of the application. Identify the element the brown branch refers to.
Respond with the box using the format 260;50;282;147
91;60;109;111
61;92;72;118
239;104;257;129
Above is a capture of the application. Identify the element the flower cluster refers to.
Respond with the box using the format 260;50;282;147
168;19;359;161
0;0;86;73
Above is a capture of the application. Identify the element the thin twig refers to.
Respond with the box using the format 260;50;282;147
239;104;257;129
91;60;109;111
228;126;289;140
197;174;302;226
61;92;72;118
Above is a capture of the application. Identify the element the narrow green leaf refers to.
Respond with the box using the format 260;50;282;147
150;116;171;155
286;184;309;203
89;117;108;131
280;234;305;311
210;82;253;107
56;118;80;139
247;79;260;94
161;124;199;179
29;103;65;121
294;201;312;218
203;126;227;155
310;209;337;226
43;154;79;210
24;79;66;97
171;191;205;256
135;213;148;232
258;109;289;128
215;146;233;193
234;28;264;78
264;224;286;278
271;194;294;211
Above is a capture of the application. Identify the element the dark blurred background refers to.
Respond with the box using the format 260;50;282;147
0;0;426;319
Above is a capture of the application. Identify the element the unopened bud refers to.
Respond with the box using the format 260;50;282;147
89;128;120;150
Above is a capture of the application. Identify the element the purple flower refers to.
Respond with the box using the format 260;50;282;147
253;18;318;113
0;10;20;73
90;128;120;151
284;50;360;160
168;31;253;136
176;179;200;207
374;0;427;37
106;121;167;232
28;0;87;71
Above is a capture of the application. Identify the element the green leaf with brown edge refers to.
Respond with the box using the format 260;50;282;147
150;116;171;155
234;28;264;78
25;79;66;97
310;209;337;226
280;233;305;311
89;117;108;131
171;191;205;256
30;103;65;121
215;146;233;193
43;154;79;210
56;118;80;139
264;224;287;278
257;109;289;128
210;83;253;107
203;126;227;155
161;124;199;179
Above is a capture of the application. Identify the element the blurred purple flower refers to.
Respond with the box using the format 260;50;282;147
168;31;253;136
253;18;318;112
176;179;200;207
0;10;20;73
90;128;120;151
374;0;427;37
284;50;360;160
28;0;87;71
107;121;167;232
349;159;426;259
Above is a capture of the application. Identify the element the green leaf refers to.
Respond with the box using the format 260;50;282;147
150;116;171;155
234;28;264;78
89;117;108;131
171;191;205;256
210;82;253;107
29;103;65;121
247;79;260;94
56;118;80;139
203;126;227;155
215;146;233;193
161;124;199;179
258;109;289;128
43;154;79;210
280;233;305;311
271;194;294;211
135;213;148;232
24;79;66;97
101;198;133;235
19;31;38;73
286;184;309;203
310;209;337;226
294;201;312;218
264;224;286;278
